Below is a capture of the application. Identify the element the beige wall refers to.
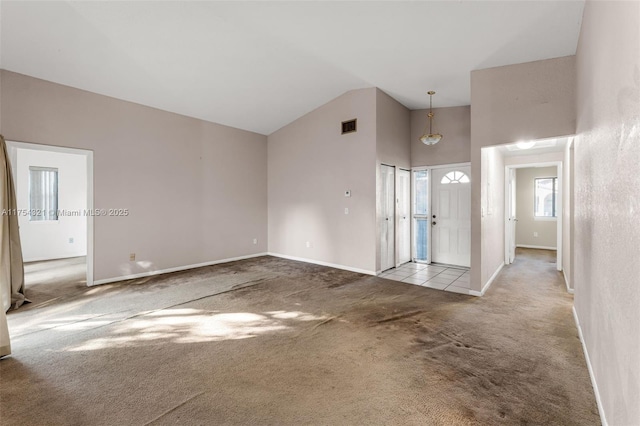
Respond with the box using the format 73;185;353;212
376;89;411;271
0;70;268;283
515;166;558;249
480;146;505;288
470;56;575;292
267;88;377;273
574;1;640;424
411;106;470;167
376;89;411;170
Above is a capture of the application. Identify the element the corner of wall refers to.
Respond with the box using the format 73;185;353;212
0;69;4;133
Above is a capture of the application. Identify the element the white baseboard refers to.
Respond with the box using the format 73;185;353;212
92;252;268;286
563;270;574;294
267;252;376;276
472;262;505;297
516;244;557;250
24;254;87;263
572;306;608;426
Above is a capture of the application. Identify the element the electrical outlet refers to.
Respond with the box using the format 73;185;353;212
306;241;312;248
533;232;538;237
68;237;74;244
253;238;258;245
344;208;349;215
129;253;136;261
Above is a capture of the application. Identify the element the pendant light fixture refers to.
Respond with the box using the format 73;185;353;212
419;91;443;145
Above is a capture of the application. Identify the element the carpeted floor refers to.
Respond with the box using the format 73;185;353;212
19;256;87;311
1;249;600;425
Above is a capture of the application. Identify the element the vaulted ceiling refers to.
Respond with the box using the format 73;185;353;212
0;1;585;135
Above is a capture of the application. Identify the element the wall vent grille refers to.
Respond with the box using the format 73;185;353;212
341;119;357;135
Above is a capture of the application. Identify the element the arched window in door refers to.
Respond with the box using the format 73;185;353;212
440;171;470;184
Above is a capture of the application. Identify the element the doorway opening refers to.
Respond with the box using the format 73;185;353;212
7;141;94;307
378;165;411;273
505;161;562;270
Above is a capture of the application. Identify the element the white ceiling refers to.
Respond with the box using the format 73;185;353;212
0;1;585;135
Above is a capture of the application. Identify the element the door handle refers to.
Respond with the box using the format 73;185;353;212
432;221;437;226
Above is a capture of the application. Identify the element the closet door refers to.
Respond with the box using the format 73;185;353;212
396;169;411;266
380;165;395;272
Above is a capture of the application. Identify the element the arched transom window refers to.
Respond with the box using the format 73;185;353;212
441;171;470;184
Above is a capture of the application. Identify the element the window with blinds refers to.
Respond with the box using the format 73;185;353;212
29;166;59;221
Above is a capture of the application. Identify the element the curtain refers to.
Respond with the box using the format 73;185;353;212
0;298;9;357
0;134;26;315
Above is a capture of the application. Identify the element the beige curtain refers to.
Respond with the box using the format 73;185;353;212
0;300;9;357
1;134;26;314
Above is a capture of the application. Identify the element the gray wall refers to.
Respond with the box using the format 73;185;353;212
515;166;558;249
574;1;640;424
411;106;470;167
0;70;268;283
267;88;378;273
470;56;576;292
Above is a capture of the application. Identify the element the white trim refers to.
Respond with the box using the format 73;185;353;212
563;270;574;294
516;244;557;250
473;262;504;296
268;252;376;276
6;140;95;285
446;286;477;296
23;255;86;263
504;167;511;265
572;306;608;426
92;253;268;285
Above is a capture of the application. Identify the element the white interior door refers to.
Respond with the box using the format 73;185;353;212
396;169;411;266
507;168;517;264
431;166;471;267
380;165;395;271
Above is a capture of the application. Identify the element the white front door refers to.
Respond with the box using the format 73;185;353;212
431;166;471;267
396;169;411;266
380;165;395;272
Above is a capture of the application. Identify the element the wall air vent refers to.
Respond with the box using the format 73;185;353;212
341;119;357;135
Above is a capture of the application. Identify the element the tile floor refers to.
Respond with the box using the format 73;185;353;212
378;262;472;295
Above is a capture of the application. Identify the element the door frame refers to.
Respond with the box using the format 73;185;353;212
505;168;517;264
504;161;563;271
6;140;95;286
412;162;471;265
395;168;411;267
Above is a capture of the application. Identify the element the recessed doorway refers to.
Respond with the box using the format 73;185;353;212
6;141;94;306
